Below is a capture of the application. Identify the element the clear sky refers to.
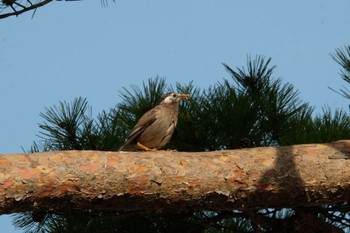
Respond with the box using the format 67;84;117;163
0;1;349;232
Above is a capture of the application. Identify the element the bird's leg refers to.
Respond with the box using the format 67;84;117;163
166;149;178;152
136;142;156;151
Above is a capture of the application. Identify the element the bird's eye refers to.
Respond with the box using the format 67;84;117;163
172;93;177;97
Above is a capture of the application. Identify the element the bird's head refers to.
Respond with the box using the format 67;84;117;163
160;92;190;104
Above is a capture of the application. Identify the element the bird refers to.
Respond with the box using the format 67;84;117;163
119;92;190;151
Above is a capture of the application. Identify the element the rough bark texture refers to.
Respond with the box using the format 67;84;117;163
1;140;350;214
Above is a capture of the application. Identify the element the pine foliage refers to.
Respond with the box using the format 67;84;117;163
331;45;350;99
13;55;350;233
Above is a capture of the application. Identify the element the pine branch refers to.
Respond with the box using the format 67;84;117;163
1;140;350;215
330;45;350;100
0;0;114;19
0;0;52;19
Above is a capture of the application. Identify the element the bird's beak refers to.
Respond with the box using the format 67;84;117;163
179;94;191;100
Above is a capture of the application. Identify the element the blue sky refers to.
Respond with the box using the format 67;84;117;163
0;1;349;232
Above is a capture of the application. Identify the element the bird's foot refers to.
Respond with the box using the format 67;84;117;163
165;149;178;152
136;142;156;151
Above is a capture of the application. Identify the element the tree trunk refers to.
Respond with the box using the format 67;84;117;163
1;140;350;214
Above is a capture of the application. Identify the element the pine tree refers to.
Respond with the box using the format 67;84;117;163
12;54;350;232
331;45;350;100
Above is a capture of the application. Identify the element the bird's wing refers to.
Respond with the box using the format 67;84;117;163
119;108;158;151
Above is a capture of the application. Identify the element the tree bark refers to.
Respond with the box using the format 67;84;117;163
1;140;350;214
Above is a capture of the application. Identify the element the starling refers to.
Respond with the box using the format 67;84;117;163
119;92;190;151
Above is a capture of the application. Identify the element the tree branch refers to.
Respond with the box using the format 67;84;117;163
1;140;350;214
0;0;52;19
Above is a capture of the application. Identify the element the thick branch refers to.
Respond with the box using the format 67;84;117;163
1;140;350;214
